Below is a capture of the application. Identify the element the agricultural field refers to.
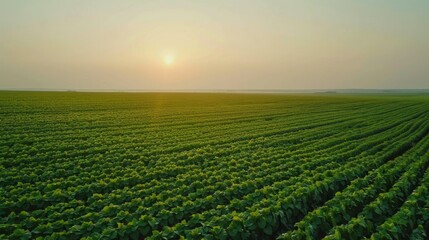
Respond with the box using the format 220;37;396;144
1;91;429;240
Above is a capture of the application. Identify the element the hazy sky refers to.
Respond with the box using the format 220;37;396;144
1;1;428;90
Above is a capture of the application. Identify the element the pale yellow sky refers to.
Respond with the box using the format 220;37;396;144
1;1;428;90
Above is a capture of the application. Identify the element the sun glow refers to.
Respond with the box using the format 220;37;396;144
163;54;175;65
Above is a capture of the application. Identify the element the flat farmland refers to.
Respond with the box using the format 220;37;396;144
1;92;429;240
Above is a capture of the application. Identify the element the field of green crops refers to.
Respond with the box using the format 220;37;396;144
1;91;429;240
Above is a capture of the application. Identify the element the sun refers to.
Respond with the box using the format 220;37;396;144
163;54;175;65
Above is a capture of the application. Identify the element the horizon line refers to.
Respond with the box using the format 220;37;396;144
2;88;429;94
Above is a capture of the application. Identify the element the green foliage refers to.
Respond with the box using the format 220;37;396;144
1;92;429;239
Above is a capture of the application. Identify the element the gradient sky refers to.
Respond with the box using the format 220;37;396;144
1;1;428;90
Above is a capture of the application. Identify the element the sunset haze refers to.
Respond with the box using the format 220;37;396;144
1;1;428;90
